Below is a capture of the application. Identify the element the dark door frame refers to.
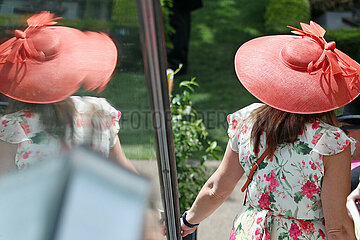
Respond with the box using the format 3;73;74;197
136;0;181;239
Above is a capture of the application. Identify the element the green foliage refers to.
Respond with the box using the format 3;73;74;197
326;28;360;62
111;0;139;28
160;0;175;48
309;0;352;19
171;77;221;213
0;0;138;33
59;18;112;32
264;0;310;33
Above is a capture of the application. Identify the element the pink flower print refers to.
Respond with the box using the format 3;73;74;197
258;192;270;209
241;124;247;134
23;110;32;118
255;227;261;235
340;139;351;151
301;180;319;198
335;132;340;140
314;175;318;180
76;119;82;128
309;161;317;170
256;217;263;224
23;151;32;159
312;121;320;130
264;227;270;240
229;227;236;240
298;220;315;235
299;130;304;135
112;116;116;126
231;119;238;130
281;176;286;179
117;111;121;119
20;163;26;169
318;229;325;239
2;120;7;127
20;122;31;134
227;114;231;124
265;170;280;192
312;133;322;145
289;223;301;240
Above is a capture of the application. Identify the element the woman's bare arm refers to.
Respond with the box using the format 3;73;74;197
322;146;356;239
181;141;245;237
109;136;138;173
0;140;17;175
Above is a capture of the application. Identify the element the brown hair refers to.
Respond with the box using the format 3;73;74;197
5;97;76;141
249;105;338;158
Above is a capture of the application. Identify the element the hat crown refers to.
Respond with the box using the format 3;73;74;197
280;37;323;71
31;28;60;60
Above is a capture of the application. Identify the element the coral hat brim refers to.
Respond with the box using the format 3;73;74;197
235;34;360;114
0;13;117;104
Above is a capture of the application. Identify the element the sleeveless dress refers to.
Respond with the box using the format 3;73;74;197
0;96;121;170
227;103;356;240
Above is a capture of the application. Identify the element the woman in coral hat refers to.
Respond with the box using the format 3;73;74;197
180;21;359;239
0;12;136;174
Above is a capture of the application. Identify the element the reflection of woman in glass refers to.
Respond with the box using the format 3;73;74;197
180;21;359;239
0;12;136;174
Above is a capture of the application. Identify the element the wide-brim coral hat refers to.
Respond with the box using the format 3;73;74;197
234;21;360;114
0;12;117;104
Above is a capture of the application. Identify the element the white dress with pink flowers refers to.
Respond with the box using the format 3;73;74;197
0;96;121;170
227;103;356;240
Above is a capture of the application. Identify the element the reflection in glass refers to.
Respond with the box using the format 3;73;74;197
0;1;162;239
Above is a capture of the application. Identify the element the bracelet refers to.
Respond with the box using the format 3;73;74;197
182;212;199;228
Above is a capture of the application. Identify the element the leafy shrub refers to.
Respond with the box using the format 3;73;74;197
309;0;352;19
326;28;360;62
171;77;221;213
265;0;310;33
160;0;175;48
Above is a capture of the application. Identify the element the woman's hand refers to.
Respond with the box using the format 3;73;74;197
347;182;360;221
180;218;197;237
347;182;360;239
348;183;360;208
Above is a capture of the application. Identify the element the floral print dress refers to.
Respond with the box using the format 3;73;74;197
0;96;121;170
227;103;356;240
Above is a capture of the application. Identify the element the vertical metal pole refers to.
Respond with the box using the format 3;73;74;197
136;0;181;240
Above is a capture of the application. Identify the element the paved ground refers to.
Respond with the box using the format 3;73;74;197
132;160;246;240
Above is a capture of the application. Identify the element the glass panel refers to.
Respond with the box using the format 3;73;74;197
0;0;164;239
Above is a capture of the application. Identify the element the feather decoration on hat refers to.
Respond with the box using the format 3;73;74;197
0;11;61;63
288;21;359;90
27;11;62;28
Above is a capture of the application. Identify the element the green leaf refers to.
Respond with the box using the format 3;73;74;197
294;191;304;203
173;64;183;75
206;141;217;152
285;209;292;218
278;232;288;240
269;191;276;203
236;223;242;234
258;161;268;170
294;207;299;218
293;141;312;155
31;132;47;144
